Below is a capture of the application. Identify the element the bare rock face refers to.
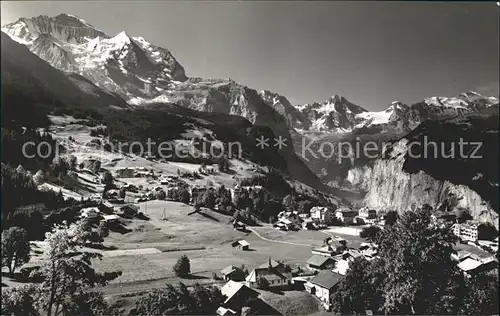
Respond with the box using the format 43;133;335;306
351;114;499;228
363;144;497;227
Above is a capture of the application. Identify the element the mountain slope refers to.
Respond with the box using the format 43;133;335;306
1;31;127;111
2;15;328;193
2;14;187;100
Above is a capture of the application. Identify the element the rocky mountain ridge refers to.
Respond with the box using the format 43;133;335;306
346;114;499;227
2;13;498;223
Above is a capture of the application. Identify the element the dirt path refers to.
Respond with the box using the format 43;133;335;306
248;227;312;247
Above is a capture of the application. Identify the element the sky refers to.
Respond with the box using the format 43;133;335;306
1;1;498;110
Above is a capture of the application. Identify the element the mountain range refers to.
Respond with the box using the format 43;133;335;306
2;13;499;223
4;14;497;134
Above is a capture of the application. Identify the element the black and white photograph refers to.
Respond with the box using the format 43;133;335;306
0;1;498;315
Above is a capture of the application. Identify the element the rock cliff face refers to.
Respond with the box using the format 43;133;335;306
347;115;499;227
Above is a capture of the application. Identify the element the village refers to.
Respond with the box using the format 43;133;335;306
45;161;498;315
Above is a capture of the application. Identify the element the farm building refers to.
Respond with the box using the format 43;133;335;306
231;240;250;251
232;221;246;231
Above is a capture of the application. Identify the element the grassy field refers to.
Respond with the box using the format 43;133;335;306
257;290;324;316
92;200;339;294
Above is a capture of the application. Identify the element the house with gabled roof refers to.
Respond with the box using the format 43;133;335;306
246;258;292;290
306;254;336;270
231;240;250;251
220;280;259;312
305;270;345;310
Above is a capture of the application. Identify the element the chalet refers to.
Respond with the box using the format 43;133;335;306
304;271;345;310
274;218;294;231
306;255;336;270
246;259;292;290
311;243;345;257
231;240;250;251
79;207;101;219
310;206;335;224
335;209;359;224
220;266;239;281
232;221;246;231
118;204;139;217
220;280;259;312
100;214;120;224
341;249;364;261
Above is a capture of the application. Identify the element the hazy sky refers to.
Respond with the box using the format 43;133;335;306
1;1;498;110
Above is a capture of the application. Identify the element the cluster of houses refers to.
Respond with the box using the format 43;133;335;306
115;167;155;178
78;201;140;224
216;227;499;314
229;185;263;201
273;206;383;232
216;234;382;313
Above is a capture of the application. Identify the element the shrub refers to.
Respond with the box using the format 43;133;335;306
173;255;190;277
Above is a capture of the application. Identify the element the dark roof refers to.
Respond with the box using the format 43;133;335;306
258;259;282;269
121;204;139;211
221;265;236;275
307;254;333;267
253;267;292;282
309;271;345;289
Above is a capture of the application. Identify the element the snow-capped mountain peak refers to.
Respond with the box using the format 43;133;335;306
292;91;498;134
109;31;131;45
2;14;187;99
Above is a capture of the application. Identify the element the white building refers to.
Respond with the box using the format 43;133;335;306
79;207;101;219
335;209;359;224
452;221;480;241
310;206;335;224
304;271;345;310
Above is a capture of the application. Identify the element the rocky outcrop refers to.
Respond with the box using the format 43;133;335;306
362;145;497;227
348;115;499;228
